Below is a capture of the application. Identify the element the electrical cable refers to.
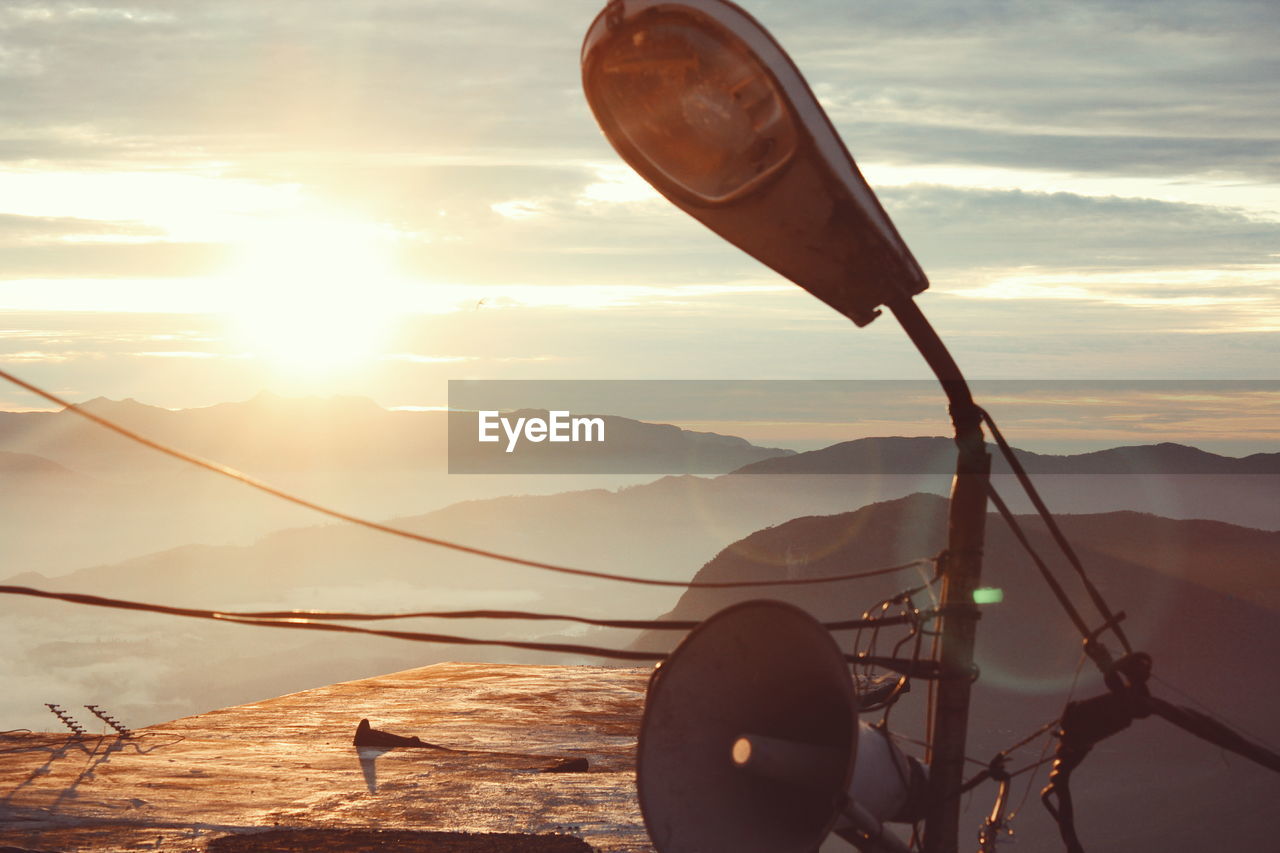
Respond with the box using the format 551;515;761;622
894;732;986;769
958;717;1062;795
1009;653;1086;823
1001;717;1061;757
1037;658;1280;852
202;613;671;661
1151;673;1279;754
987;485;1094;642
0;585;667;661
1147;694;1280;775
0;585;958;668
980;408;1132;654
1005;753;1059;780
0;368;929;590
0;730;39;755
0;585;915;632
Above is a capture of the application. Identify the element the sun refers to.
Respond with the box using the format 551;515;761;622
219;215;411;377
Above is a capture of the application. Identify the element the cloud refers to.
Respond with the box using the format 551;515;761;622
2;0;1272;182
1;349;77;362
133;350;226;359
7;174;1269;290
0;242;227;278
881;187;1280;271
4;0;1274;267
0;313;223;362
277;162;1280;290
0;0;600;160
758;0;1278;181
0;0;1274;407
754;0;1276;38
490;199;546;220
0;212;164;242
844;124;1280;183
577;166;663;205
382;353;473;364
944;266;1280;335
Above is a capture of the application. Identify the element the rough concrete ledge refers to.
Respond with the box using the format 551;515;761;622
0;663;653;853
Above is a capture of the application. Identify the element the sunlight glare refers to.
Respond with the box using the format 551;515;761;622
220;216;411;376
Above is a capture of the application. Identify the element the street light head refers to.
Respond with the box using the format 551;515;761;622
583;0;928;326
583;9;799;204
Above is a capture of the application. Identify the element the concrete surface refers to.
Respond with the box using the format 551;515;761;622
0;663;654;852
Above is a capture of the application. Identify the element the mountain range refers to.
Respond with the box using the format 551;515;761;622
0;395;789;575
635;492;1280;853
6;397;1275;480
0;395;793;475
3;396;1276;579
731;434;1280;475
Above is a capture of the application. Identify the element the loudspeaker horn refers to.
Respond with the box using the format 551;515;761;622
637;599;924;853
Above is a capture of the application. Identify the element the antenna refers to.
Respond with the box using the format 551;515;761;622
44;703;87;737
84;704;133;738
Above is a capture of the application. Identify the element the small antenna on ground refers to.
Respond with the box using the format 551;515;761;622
44;703;88;737
84;704;133;738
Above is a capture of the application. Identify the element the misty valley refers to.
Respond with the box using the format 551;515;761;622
1;396;1277;852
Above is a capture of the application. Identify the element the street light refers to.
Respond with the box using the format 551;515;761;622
582;3;991;853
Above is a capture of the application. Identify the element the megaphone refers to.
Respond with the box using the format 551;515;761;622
637;600;927;853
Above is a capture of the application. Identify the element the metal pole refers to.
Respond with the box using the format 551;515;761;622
887;296;991;853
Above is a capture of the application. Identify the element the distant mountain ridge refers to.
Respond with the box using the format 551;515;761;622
637;493;1280;643
0;449;90;480
2;397;1275;582
4;396;1272;477
731;435;1280;475
0;394;792;475
630;493;1280;853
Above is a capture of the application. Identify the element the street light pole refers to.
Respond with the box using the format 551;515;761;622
889;296;991;853
581;4;992;850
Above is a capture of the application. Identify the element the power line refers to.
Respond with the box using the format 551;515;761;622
0;585;960;667
980;408;1132;654
957;717;1062;795
1009;653;1086;823
1004;753;1059;781
1151;672;1279;754
0;368;929;590
894;732;986;769
0;584;667;662
185;613;671;661
987;485;1094;643
1147;695;1280;774
0;585;917;632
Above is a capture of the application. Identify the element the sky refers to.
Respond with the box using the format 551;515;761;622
0;0;1277;448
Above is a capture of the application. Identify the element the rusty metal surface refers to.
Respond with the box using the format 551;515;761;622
0;663;654;852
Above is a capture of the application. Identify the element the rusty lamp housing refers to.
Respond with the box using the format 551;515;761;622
582;0;928;326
